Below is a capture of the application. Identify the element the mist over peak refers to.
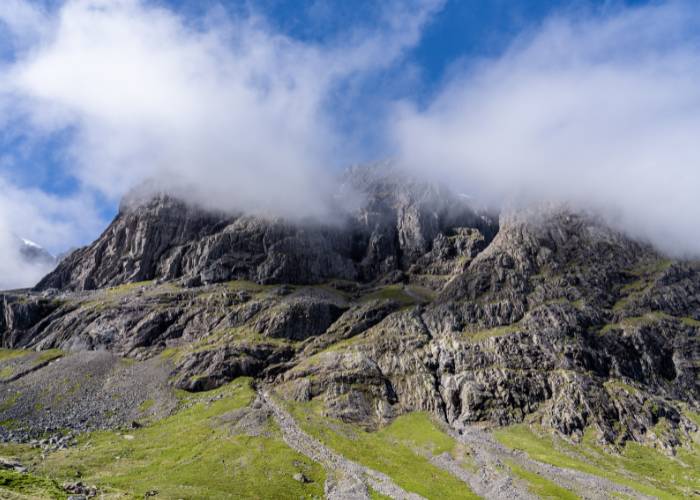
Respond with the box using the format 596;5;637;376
390;2;700;258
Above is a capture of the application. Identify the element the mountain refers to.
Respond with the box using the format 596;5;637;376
0;166;698;499
18;238;56;268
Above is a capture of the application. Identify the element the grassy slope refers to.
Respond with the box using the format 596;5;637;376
505;460;579;500
0;379;325;499
289;402;479;500
495;423;700;499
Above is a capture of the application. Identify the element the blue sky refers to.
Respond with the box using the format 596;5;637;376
1;0;700;287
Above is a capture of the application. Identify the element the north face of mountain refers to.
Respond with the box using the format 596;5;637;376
1;166;698;490
36;167;497;292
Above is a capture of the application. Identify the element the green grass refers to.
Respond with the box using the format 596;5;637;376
681;317;700;327
0;470;66;499
0;350;29;363
369;486;393;499
599;312;700;335
613;259;672;312
138;399;155;413
464;324;520;342
105;280;155;297
360;285;432;306
505;460;579;499
0;349;63;381
289;402;478;499
495;424;700;499
0;392;21;413
1;379;325;499
32;350;63;366
225;280;273;293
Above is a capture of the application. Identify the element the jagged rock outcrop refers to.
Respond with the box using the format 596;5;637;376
277;207;700;447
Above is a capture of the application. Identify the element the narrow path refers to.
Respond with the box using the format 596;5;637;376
260;390;425;500
451;424;653;500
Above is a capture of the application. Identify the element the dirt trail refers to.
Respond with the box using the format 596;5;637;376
260;390;425;500
451;424;654;500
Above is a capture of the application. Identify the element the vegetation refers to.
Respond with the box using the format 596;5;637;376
360;284;433;306
599;311;700;335
0;379;325;499
0;349;63;381
0;350;29;363
495;423;700;499
0;470;66;499
289;402;479;499
505;460;579;499
612;259;672;312
463;324;520;342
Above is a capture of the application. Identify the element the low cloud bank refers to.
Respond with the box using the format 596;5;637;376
391;2;700;257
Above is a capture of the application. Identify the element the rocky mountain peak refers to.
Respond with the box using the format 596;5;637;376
36;165;499;292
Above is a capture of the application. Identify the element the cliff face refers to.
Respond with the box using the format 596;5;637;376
36;168;497;292
2;166;699;453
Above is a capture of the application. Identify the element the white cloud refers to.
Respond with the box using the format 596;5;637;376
0;175;103;289
2;0;442;218
391;2;700;257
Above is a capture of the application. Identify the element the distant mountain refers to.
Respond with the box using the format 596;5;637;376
18;238;56;267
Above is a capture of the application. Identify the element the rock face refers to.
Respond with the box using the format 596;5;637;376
36;166;497;291
2;166;699;451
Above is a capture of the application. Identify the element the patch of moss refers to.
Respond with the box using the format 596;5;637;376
289;402;478;499
463;324;520;342
0;392;21;412
0;470;66;499
360;285;432;306
138;399;155;413
603;379;640;395
0;350;62;381
680;317;700;328
495;424;700;499
369;486;393;499
105;280;155;297
33;350;63;366
225;280;273;294
0;350;28;363
613;259;672;312
599;312;671;334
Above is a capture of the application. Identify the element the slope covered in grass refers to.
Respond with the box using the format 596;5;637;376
0;379;325;499
495;423;700;499
289;402;479;499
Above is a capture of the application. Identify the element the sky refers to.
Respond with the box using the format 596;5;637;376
0;0;698;288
